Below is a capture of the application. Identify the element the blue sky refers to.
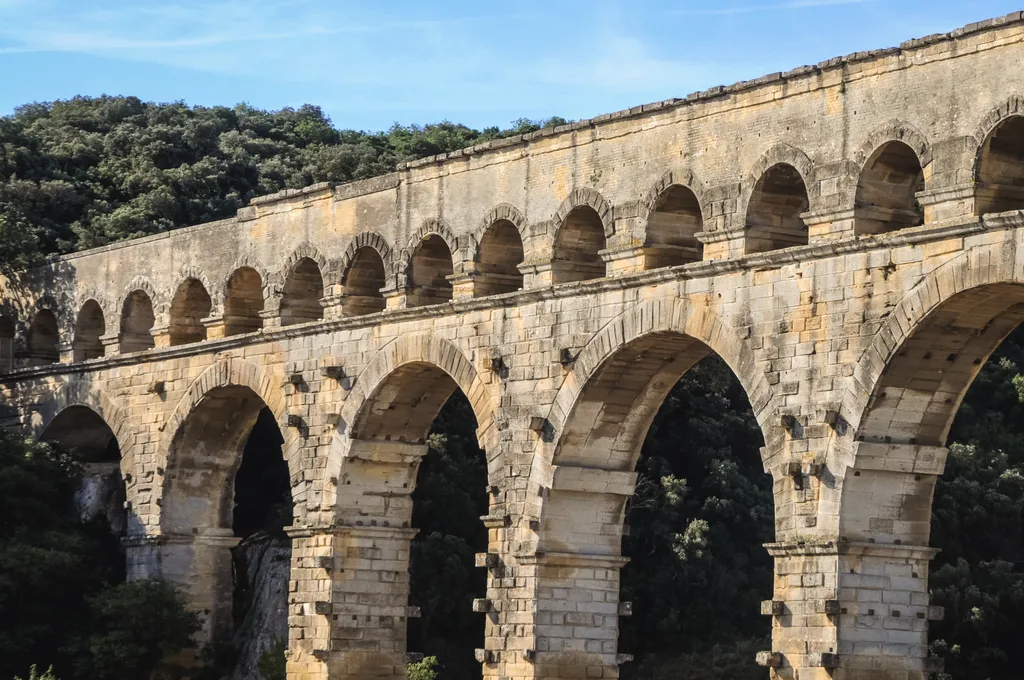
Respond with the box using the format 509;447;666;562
0;0;1021;132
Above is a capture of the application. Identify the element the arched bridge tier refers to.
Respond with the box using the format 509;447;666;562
5;13;1024;680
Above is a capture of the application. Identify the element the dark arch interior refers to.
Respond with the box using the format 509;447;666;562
280;258;324;326
169;278;212;346
40;406;126;538
224;267;265;336
0;315;15;372
646;185;704;266
342;246;387;316
976;116;1024;216
408;235;454;307
25;310;60;366
475;220;524;296
552;206;606;284
73;300;106;362
745;163;810;254
855;141;925;234
120;290;155;353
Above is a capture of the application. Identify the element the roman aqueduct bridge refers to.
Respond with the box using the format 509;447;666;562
4;12;1024;680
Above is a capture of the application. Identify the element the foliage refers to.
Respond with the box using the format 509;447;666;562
928;326;1024;680
0;429;198;680
407;655;440;680
72;581;201;680
0;96;567;268
620;356;773;676
409;394;488;680
13;667;58;680
257;637;287;680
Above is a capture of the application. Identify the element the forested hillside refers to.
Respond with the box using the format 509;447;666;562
0;97;1022;680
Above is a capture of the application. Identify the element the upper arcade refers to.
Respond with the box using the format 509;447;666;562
2;11;1024;372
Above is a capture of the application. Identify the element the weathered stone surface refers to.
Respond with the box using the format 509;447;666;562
1;13;1022;680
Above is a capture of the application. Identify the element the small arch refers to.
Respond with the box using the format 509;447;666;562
280;258;325;326
341;246;386;316
25;309;60;366
975;113;1024;215
744;163;811;254
120;290;156;353
73;300;106;362
0;315;14;372
475;219;524;296
224;267;265;336
552;206;607;283
407;234;454;306
644;183;704;265
854;140;925;234
168;278;213;346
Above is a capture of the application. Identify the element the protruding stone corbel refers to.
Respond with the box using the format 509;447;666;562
475;552;500;569
474;649;496;664
472;598;493;613
755;651;782;668
407;606;422;618
615;653;634;665
617;601;633;616
760;600;785;616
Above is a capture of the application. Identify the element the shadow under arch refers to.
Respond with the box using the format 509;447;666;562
326;334;496;678
531;298;774;677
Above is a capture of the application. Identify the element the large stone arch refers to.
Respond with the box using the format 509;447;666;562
33;380;135;464
160;356;297;481
546;296;772;455
339;333;496;455
846;241;1022;457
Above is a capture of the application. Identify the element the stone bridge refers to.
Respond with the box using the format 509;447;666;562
4;12;1024;680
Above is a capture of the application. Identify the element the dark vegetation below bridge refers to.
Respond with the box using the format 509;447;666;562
0;98;1022;680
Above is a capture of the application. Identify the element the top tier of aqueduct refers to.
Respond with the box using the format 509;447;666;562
3;11;1024;351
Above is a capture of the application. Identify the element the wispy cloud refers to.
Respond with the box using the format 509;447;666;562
670;0;877;16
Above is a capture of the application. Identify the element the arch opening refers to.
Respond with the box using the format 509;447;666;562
24;309;60;366
280;257;324;326
73;300;106;362
543;332;771;674
853;283;1024;677
976;115;1024;216
341;246;386;316
169;278;212;346
40;405;126;539
0;315;15;372
474;220;524;296
120;290;155;353
745;163;810;254
407;234;454;307
855;140;925;234
224;267;265;336
646;185;704;266
341;361;488;679
552;206;607;284
162;386;293;673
